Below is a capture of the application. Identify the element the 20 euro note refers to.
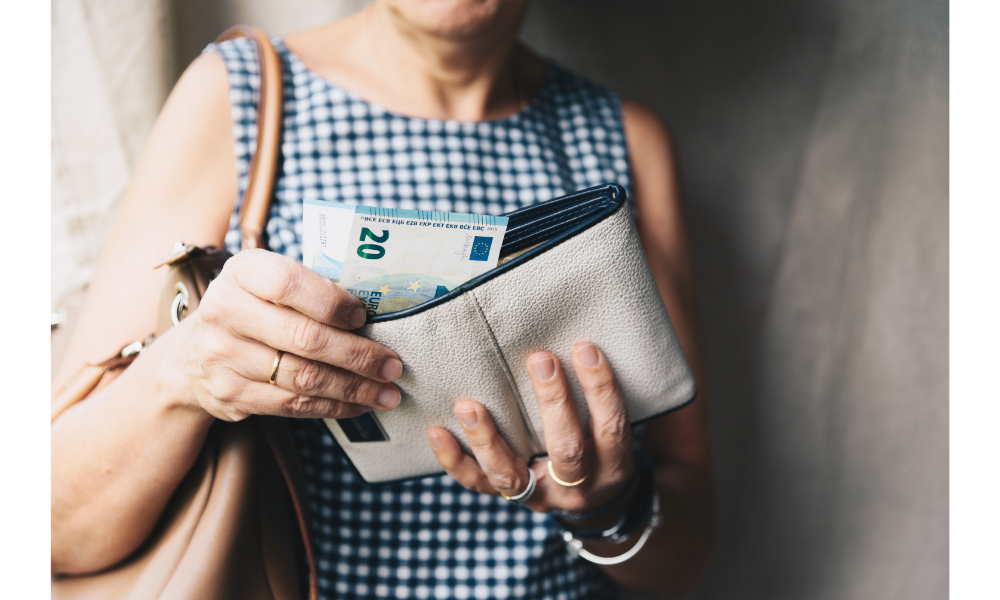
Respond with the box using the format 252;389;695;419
341;206;508;316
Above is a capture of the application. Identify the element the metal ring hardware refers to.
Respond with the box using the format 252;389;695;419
171;281;190;327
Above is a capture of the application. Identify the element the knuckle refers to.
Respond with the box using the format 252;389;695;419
488;472;519;493
589;375;619;402
204;373;238;402
272;260;300;305
346;340;378;375
198;294;224;325
288;317;327;356
597;408;631;443
293;360;327;394
438;450;462;470
338;373;366;402
199;334;229;364
285;394;317;416
324;400;351;419
467;434;496;452
537;388;570;408
549;440;586;465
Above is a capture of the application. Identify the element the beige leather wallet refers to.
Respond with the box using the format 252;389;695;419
324;184;697;482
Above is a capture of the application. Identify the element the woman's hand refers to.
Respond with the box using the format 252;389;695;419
426;341;636;521
178;249;404;422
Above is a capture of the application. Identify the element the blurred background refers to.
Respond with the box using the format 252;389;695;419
52;0;947;598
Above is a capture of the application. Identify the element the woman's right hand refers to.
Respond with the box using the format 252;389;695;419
178;249;403;422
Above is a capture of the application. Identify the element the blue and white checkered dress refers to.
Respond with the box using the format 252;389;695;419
208;37;632;600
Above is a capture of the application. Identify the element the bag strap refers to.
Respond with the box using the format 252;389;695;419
259;417;319;599
214;25;284;251
53;27;318;600
211;29;322;599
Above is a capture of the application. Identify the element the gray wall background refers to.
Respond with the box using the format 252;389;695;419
53;0;948;598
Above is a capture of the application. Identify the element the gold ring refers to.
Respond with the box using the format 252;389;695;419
269;350;284;384
547;460;589;487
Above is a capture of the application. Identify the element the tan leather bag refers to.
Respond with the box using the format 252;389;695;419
51;26;317;600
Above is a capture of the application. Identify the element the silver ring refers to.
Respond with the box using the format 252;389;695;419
501;468;537;505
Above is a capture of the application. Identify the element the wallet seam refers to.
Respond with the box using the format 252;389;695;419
464;290;543;455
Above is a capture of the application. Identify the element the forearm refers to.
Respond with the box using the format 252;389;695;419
590;460;715;596
51;325;215;574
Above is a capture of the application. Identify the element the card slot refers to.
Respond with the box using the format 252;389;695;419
500;207;607;254
505;203;607;237
504;192;615;230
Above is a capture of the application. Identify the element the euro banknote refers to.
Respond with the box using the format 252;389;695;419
302;200;508;315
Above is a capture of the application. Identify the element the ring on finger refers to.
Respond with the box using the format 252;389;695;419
547;460;589;487
501;468;537;505
269;350;284;384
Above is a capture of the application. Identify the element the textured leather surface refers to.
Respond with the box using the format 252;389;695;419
325;293;537;482
473;201;696;444
327;201;696;482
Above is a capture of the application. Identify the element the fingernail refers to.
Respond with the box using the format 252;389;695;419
530;356;556;381
356;406;373;415
380;358;403;381
377;388;400;408
349;306;367;328
456;409;479;429
428;431;443;451
578;343;601;368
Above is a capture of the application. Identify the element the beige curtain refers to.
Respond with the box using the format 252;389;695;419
51;0;174;303
51;0;366;304
51;1;947;599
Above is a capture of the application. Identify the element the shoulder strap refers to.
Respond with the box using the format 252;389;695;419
214;26;284;251
212;29;320;599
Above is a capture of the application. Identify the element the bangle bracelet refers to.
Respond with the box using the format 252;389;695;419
564;490;662;565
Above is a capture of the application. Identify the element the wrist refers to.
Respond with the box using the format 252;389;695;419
144;318;215;425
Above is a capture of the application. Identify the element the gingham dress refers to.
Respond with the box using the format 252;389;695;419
208;37;632;600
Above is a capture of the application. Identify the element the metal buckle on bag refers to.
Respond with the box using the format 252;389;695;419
171;281;190;327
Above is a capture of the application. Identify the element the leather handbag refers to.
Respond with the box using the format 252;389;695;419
325;184;698;483
51;27;318;600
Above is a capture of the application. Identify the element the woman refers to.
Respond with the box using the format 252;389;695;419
52;0;715;597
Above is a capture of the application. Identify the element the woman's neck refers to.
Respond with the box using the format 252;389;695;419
283;4;543;122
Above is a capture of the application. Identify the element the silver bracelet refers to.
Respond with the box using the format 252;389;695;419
563;490;661;565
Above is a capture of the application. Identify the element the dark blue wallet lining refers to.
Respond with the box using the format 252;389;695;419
367;183;627;324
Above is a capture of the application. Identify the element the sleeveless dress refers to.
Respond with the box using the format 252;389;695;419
208;37;633;600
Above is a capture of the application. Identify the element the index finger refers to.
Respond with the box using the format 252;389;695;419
224;249;368;330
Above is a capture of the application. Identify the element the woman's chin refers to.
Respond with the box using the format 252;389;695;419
382;0;527;40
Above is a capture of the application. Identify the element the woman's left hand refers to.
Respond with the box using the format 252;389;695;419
426;341;636;519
